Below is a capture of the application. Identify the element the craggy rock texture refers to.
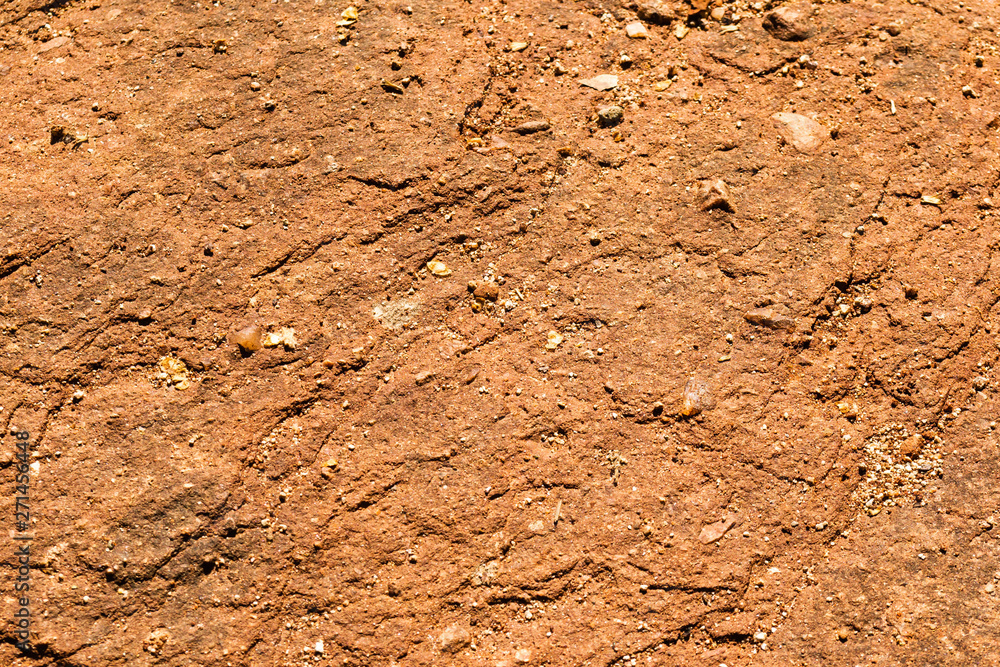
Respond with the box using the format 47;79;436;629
1;0;1000;665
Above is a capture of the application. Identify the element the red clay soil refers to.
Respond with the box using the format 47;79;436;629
1;0;1000;665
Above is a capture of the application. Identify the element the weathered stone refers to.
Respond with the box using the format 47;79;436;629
680;377;713;417
899;434;923;460
699;516;736;544
762;4;813;41
38;36;71;53
708;612;756;640
636;1;675;25
439;624;471;653
771;112;828;153
471;560;499;585
699;178;732;211
745;307;795;331
625;22;649;39
597;105;624;127
232;324;263;353
462;366;481;384
579;74;618;91
513;120;550;134
473;282;500;301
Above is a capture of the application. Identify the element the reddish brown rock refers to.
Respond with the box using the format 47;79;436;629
763;4;814;41
745;307;796;331
2;2;995;666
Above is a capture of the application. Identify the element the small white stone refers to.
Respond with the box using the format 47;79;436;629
625;22;648;39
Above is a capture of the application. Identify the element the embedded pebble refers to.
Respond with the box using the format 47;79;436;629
159;357;191;390
380;79;404;95
263;327;298;350
232;324;263;353
837;400;859;419
681;377;714;417
473;282;500;301
636;1;674;25
699;178;732;211
579;74;618;91
597;105;624;127
339;6;358;24
744;307;795;331
625;22;649;39
771;112;828;153
427;260;452;277
514;120;551;134
463;366;481;384
39;36;71;53
762;4;814;41
899;434;923;460
438;625;471;653
699;516;736;544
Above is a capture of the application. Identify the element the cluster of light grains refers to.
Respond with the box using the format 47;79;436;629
855;423;944;515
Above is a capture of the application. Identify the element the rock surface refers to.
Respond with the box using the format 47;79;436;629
0;1;998;666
